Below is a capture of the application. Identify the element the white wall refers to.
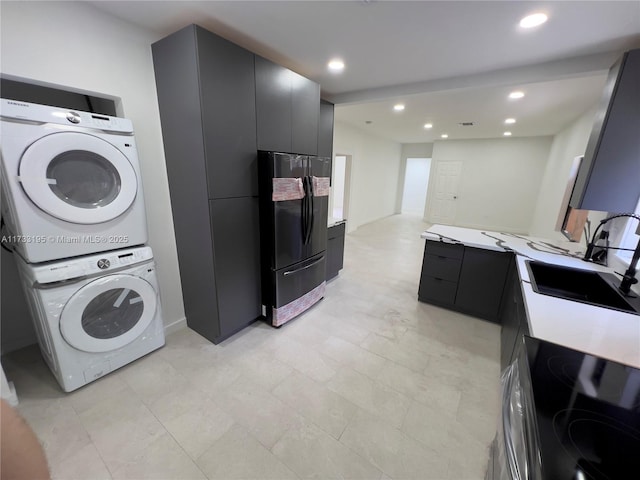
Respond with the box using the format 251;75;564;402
427;137;553;233
401;158;431;215
529;106;598;239
396;143;434;212
0;1;186;351
333;121;402;232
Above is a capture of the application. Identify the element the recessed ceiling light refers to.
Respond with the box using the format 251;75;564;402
441;134;448;139
509;91;525;99
519;13;548;29
504;131;512;136
505;118;516;124
424;123;433;129
327;59;345;72
393;104;405;112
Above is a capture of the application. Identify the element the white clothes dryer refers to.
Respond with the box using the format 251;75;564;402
15;246;165;392
0;99;148;263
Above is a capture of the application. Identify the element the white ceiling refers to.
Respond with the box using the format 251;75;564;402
90;0;640;143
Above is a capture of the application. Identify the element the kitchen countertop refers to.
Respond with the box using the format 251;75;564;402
328;218;346;228
422;224;640;368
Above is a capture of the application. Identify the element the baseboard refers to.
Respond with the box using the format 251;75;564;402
163;316;187;336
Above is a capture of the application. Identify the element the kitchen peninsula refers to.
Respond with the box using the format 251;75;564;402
420;225;640;369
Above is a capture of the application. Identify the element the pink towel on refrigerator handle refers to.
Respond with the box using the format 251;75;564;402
312;176;330;197
272;177;305;201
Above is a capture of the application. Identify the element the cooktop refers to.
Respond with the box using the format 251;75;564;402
524;336;640;479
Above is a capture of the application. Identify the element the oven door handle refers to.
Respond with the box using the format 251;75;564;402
502;362;523;480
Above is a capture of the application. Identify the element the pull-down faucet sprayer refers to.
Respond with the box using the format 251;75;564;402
583;213;640;297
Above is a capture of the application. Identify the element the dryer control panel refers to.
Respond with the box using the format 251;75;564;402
0;99;133;134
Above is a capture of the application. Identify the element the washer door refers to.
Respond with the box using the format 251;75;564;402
19;132;138;224
60;274;157;353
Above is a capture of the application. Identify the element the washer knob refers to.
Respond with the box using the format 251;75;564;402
97;259;110;269
66;112;81;124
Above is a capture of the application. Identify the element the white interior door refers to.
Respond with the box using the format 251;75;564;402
429;161;462;225
401;157;431;215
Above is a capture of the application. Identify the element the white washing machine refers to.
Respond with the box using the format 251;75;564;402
15;246;165;392
0;99;148;263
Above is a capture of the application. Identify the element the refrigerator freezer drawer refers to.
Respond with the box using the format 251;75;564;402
274;252;326;307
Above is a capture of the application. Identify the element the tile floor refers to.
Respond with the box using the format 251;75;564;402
2;215;501;479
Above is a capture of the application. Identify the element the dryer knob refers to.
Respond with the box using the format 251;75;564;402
97;259;110;269
66;112;81;124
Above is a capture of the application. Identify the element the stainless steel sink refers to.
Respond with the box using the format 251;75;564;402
526;261;640;315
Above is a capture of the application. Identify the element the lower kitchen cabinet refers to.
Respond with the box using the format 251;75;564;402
326;222;346;280
455;246;512;321
499;258;529;370
418;240;512;323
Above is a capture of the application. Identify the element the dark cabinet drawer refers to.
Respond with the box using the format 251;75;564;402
419;276;457;304
274;253;326;308
422;254;461;282
328;222;345;239
426;240;464;259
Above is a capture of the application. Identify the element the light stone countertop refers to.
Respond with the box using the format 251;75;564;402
422;224;640;368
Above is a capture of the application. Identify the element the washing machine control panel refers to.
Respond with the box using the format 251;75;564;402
27;247;154;284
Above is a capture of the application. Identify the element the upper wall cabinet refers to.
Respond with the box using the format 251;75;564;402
255;56;320;155
318;99;335;158
152;25;257;200
570;49;640;213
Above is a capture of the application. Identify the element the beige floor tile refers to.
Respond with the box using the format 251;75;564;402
339;409;449;479
323;315;372;345
21;400;92;467
233;347;295;391
326;367;411;428
119;354;191;403
215;375;307;449
375;361;461;415
316;336;387;380
111;432;205;480
196;424;298;479
147;385;235;460
272;417;382;479
50;442;112;480
272;370;358;439
79;391;166;472
66;373;131;415
273;335;340;383
359;332;430;373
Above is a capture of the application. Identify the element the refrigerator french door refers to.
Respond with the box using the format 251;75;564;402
258;151;331;326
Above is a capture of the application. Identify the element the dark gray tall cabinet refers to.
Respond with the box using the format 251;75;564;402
152;25;261;344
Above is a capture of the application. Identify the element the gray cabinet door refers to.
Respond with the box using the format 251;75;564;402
318;100;334;158
570;49;640;212
255;56;292;152
455;247;511;322
196;27;257;199
291;72;320;155
152;25;221;342
210;197;261;338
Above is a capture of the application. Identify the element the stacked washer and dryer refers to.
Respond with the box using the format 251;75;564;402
0;99;165;392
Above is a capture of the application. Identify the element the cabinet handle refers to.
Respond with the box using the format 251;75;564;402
437;255;446;259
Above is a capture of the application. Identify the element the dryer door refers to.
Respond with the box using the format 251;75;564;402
60;274;158;353
18;132;138;224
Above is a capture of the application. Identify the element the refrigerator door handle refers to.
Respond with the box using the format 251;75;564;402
301;177;308;244
283;255;325;276
308;175;315;243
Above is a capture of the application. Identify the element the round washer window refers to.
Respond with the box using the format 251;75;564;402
46;150;121;209
81;288;144;339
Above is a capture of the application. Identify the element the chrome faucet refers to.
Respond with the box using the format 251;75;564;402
583;213;640;297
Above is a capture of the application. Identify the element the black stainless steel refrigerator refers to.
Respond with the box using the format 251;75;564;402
258;151;331;326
